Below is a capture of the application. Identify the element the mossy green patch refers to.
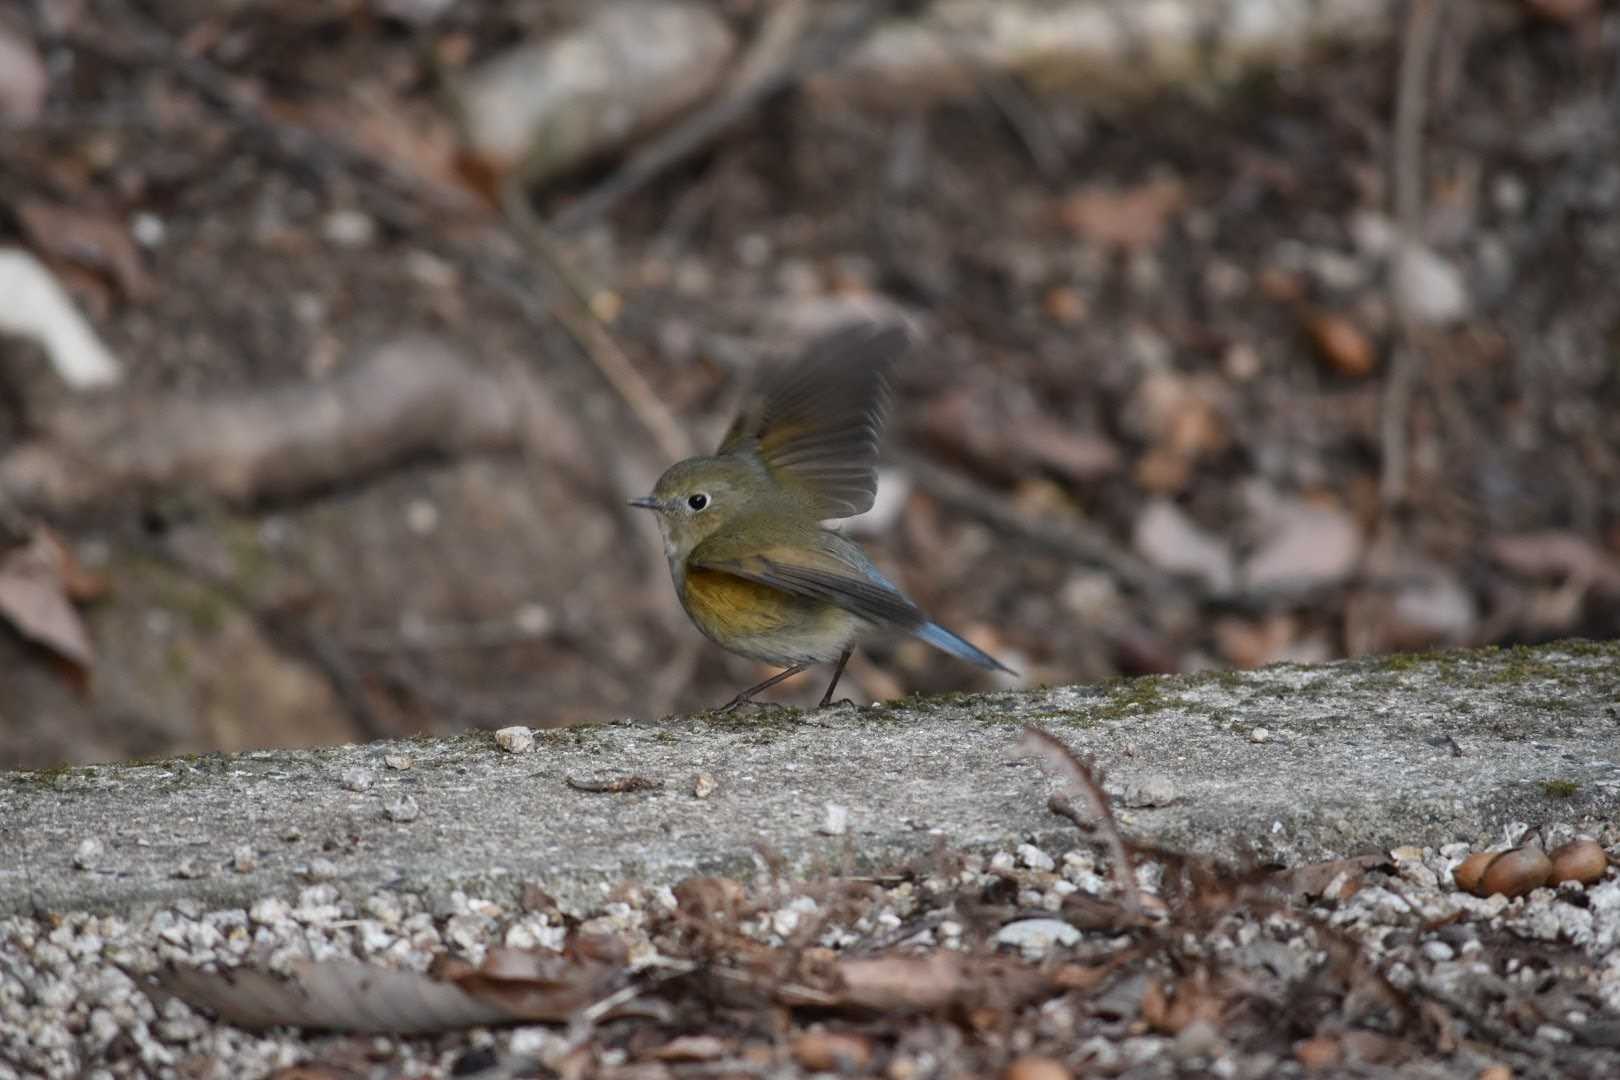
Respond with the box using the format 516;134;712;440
1540;779;1580;799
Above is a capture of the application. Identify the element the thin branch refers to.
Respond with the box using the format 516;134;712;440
1020;725;1143;916
551;0;895;232
900;454;1175;599
1381;0;1446;508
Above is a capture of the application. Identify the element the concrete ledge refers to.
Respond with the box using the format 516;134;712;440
3;642;1617;917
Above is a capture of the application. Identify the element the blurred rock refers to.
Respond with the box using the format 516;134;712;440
455;2;736;182
1348;209;1398;259
1133;500;1234;596
1241;499;1363;594
1348;540;1479;652
0;22;45;123
1213;613;1297;669
1391;242;1470;326
842;467;912;537
1390;567;1476;647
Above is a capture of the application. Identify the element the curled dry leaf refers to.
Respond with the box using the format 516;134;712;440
17;200;156;303
791;1030;873;1072
146;959;521;1034
1058;176;1185;253
1305;311;1376;378
0;527;97;682
1281;854;1388;901
829;951;1045;1015
1004;1055;1070;1080
0;21;46;123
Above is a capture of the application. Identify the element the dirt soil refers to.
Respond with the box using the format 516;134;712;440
1;1;1618;767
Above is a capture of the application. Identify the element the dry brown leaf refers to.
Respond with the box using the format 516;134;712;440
1306;312;1376;378
1294;1035;1343;1069
147;960;521;1034
833;952;966;1012
1004;1055;1070;1080
1489;531;1620;595
791;1030;873;1072
17;200;155;303
1059;177;1185;252
673;876;746;920
0;528;96;679
652;1034;734;1062
1281;854;1388;901
916;389;1119;485
0;22;46;123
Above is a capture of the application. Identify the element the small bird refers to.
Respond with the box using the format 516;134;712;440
630;321;1012;710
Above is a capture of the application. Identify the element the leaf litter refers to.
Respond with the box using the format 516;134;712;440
69;726;1616;1079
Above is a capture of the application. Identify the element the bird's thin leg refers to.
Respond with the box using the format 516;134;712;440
818;648;854;708
718;664;807;713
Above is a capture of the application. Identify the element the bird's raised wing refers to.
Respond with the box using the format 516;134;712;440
689;526;923;631
717;321;908;520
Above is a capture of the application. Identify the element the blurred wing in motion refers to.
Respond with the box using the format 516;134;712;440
718;321;908;519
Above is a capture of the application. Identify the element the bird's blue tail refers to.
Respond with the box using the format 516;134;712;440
915;621;1016;675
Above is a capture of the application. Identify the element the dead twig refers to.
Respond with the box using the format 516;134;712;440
551;0;895;232
1380;0;1446;507
0;337;587;516
1020;726;1143;916
901;454;1175;599
500;179;695;464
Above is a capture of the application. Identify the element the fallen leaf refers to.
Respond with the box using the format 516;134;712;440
1306;311;1376;377
0;22;46;123
1059;176;1185;252
791;1031;873;1072
653;1035;734;1062
1280;854;1389;900
1490;531;1620;595
0;528;96;681
144;960;521;1034
17;200;155;303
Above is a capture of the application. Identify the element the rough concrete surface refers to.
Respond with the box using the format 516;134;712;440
2;642;1617;918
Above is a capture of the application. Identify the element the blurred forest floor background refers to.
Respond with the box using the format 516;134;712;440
0;0;1616;768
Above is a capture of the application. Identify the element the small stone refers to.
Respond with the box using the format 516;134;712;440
173;858;208;880
1392;242;1470;325
341;767;374;792
322;208;376;247
73;838;104;870
1133;499;1234;596
1017;844;1056;872
495;726;535;754
1421;940;1455;962
231;845;257;873
819;803;849;836
384;753;413;770
384;794;420;823
692;772;716;799
1248;727;1271;744
996;918;1081;953
250;897;291;925
303;858;339;882
1117;774;1180;808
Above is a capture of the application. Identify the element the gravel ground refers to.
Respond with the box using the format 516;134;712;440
4;825;1618;1079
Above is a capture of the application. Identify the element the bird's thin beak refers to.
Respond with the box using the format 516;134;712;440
627;496;662;510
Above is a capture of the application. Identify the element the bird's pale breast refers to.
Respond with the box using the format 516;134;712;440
679;566;860;665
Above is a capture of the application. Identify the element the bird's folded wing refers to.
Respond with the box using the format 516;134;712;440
717;321;909;520
690;543;923;630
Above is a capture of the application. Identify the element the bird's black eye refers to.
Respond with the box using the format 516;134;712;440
687;493;710;511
